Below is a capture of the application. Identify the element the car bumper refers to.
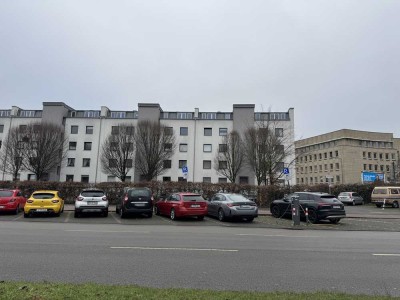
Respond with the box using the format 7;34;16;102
226;207;258;218
176;208;207;217
0;203;20;211
75;206;108;213
317;210;346;220
123;207;153;215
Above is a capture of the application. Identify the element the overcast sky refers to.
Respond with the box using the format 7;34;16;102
1;0;399;140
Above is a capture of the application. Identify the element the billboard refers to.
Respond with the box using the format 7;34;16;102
361;171;385;183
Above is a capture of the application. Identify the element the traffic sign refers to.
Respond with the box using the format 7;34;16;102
182;166;188;174
283;167;289;175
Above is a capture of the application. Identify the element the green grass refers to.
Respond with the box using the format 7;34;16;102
0;282;399;300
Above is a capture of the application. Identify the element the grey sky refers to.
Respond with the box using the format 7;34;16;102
1;0;399;140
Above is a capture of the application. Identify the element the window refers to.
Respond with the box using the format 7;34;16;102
203;160;211;169
179;160;187;168
219;128;227;136
219;144;227;152
164;127;173;135
219;161;227;169
178;177;187;182
67;158;75;167
66;175;74;182
275;128;283;137
336;175;340;183
69;142;77;150
276;162;284;171
84;142;92;150
111;126;119;135
319;153;322;160
163;177;171;182
107;176;116;182
125;126;134;135
0;140;2;149
204;128;212;136
203;144;212;152
335;163;340;170
203;177;211;183
373;153;377;159
180;127;188;136
164;143;172;151
126;159;133;168
218;178;227;183
82;158;90;167
71;126;78;134
379;153;383;160
239;176;249;184
324;153;327;159
386;153;389;160
179;144;188;152
81;175;89;183
163;160;171;168
329;152;333;158
0;125;3;133
363;152;366;158
363;164;367;170
86;126;93;134
335;150;339;157
330;164;333;170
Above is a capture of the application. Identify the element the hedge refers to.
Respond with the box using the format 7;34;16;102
0;180;382;207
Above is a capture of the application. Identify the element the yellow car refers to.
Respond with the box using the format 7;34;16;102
24;190;64;218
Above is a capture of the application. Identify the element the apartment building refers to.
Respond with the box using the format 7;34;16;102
295;129;400;185
0;102;295;185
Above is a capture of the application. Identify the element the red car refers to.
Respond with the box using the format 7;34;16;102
0;189;27;214
154;193;207;220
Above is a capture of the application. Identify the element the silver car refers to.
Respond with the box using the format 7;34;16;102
338;192;364;206
208;193;258;222
74;189;109;217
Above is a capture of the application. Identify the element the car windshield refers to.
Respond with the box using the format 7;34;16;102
227;194;248;202
183;195;204;201
81;191;104;197
129;189;150;197
339;192;350;196
0;191;13;197
373;189;386;194
32;193;56;199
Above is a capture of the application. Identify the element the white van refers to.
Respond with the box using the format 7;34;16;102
371;186;400;208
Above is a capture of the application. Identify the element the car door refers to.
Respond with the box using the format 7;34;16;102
208;194;221;216
159;195;171;215
16;191;26;207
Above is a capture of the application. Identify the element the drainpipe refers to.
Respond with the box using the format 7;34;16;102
193;108;199;182
94;117;103;184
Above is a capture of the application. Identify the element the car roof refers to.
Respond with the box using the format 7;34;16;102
33;190;58;193
81;188;104;192
176;192;201;196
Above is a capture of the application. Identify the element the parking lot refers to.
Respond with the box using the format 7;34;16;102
1;204;400;231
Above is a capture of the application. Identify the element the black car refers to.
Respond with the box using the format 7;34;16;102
116;187;153;218
270;192;346;224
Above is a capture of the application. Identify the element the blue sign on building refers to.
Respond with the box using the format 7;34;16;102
361;171;385;183
283;168;289;175
182;166;188;174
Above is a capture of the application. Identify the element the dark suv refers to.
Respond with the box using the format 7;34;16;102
116;187;153;218
270;192;346;224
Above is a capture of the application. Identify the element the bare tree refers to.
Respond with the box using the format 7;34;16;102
213;131;244;183
0;126;25;181
134;120;176;181
243;117;294;186
100;124;135;182
20;122;67;181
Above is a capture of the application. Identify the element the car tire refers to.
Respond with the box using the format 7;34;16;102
24;212;29;218
197;215;204;221
120;208;126;219
352;200;356;206
116;207;120;214
61;205;64;213
271;205;281;218
330;218;341;224
376;204;382;208
146;212;153;218
170;208;176;220
55;212;61;217
74;211;80;218
103;211;108;217
307;209;318;224
14;205;20;215
392;201;399;208
218;209;225;222
154;206;160;215
245;217;254;222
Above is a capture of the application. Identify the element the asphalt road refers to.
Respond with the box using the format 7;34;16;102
1;220;400;296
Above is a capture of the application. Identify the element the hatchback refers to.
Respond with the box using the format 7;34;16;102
0;189;27;214
116;187;153;218
75;189;109;217
208;193;258;222
338;192;364;206
154;193;207;220
270;192;346;224
24;190;64;217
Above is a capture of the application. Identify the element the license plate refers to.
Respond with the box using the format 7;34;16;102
36;209;47;212
88;201;97;205
333;205;341;209
135;203;145;206
191;204;200;208
241;205;251;209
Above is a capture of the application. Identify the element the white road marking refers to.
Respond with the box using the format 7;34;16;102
373;254;400;257
65;230;149;233
204;216;233;227
12;214;23;221
110;246;238;252
236;234;320;238
63;211;71;223
110;212;122;224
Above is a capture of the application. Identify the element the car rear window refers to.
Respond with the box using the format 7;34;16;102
320;195;336;199
339;192;350;196
81;190;105;197
0;191;13;197
129;189;151;197
32;193;56;199
227;194;248;202
183;195;204;201
373;188;387;194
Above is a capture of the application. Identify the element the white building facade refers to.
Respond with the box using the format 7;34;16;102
0;102;295;185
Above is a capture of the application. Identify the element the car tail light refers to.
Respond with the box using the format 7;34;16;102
102;196;107;201
124;194;128;202
27;200;33;203
9;198;16;203
77;196;84;201
52;200;59;203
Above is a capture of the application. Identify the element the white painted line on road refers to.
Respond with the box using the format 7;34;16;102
205;217;233;227
64;211;71;223
110;212;122;224
373;254;400;257
12;214;23;221
111;246;238;252
236;234;320;238
65;230;150;233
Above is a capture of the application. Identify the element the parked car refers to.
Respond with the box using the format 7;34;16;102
338;192;364;206
207;193;258;222
74;189;109;217
0;189;27;214
116;187;153;218
154;192;207;220
270;192;346;224
24;190;64;218
371;186;400;208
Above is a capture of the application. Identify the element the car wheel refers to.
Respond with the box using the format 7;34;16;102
170;208;176;220
329;218;341;224
376;204;382;208
120;207;126;219
14;205;20;215
74;211;80;218
197;215;204;221
392;201;399;208
24;212;29;218
245;217;254;222
55;211;61;217
307;209;318;224
103;211;108;217
218;209;225;222
116;207;120;214
361;200;364;205
154;206;160;215
146;212;153;218
271;205;281;218
352;200;356;206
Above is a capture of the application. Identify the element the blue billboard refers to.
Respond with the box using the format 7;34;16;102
361;171;385;183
